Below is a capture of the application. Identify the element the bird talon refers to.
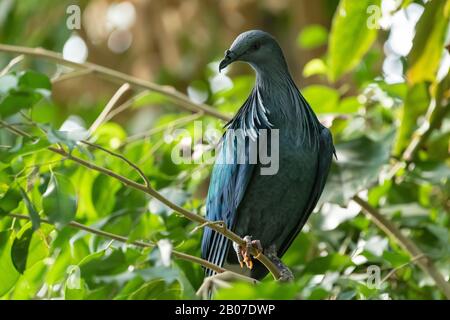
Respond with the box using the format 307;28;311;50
233;235;261;270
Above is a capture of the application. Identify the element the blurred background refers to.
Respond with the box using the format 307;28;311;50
0;0;449;300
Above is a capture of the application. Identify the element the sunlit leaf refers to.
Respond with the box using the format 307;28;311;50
0;231;20;296
303;85;340;114
328;0;380;81
297;25;328;49
407;0;450;84
303;58;328;78
393;83;429;155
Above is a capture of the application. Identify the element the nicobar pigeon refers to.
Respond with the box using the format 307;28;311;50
201;30;335;281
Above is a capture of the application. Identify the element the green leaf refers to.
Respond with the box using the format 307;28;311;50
0;231;20;296
0;187;21;216
322;132;394;205
303;59;328;78
0;136;50;163
393;83;430;155
0;71;51;117
0;90;42;117
407;0;450;84
328;0;380;81
302;85;340;114
297;24;328;49
91;174;121;217
11;227;33;274
19;187;40;230
42;173;78;227
215;280;300;300
339;97;362;114
303;253;353;274
18;70;52;92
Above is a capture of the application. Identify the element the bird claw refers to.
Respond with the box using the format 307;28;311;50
233;235;263;270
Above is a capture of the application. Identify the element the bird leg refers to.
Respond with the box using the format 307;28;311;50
264;245;294;282
233;235;263;269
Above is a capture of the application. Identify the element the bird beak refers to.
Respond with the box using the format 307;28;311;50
219;49;237;72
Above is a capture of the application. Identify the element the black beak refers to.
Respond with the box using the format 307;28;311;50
219;49;236;72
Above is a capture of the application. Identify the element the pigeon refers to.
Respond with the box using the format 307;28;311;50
201;30;335;280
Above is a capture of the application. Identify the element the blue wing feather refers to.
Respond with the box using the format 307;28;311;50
201;89;270;276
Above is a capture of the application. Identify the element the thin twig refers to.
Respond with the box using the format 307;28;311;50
0;54;25;76
103;90;150;122
191;220;225;235
88;83;131;136
52;68;93;83
381;253;425;284
81;140;151;188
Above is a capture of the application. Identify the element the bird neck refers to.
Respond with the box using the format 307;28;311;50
253;60;290;90
252;65;322;149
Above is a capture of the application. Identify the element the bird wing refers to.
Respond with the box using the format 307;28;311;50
200;136;255;276
201;89;269;275
278;125;335;257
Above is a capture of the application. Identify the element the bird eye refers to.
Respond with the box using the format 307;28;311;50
251;42;261;51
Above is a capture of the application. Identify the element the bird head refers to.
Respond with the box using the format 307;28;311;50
219;30;287;73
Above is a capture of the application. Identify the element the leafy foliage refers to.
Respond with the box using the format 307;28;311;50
0;0;449;300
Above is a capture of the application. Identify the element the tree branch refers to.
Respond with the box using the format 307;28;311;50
0;44;231;121
7;213;227;275
353;195;450;299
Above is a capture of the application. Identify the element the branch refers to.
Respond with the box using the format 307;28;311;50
0;44;231;121
1;121;282;280
0;54;24;76
7;213;227;275
52;68;93;83
88;83;131;136
353;195;450;299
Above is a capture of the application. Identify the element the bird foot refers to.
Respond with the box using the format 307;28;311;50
233;235;263;270
265;245;294;282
